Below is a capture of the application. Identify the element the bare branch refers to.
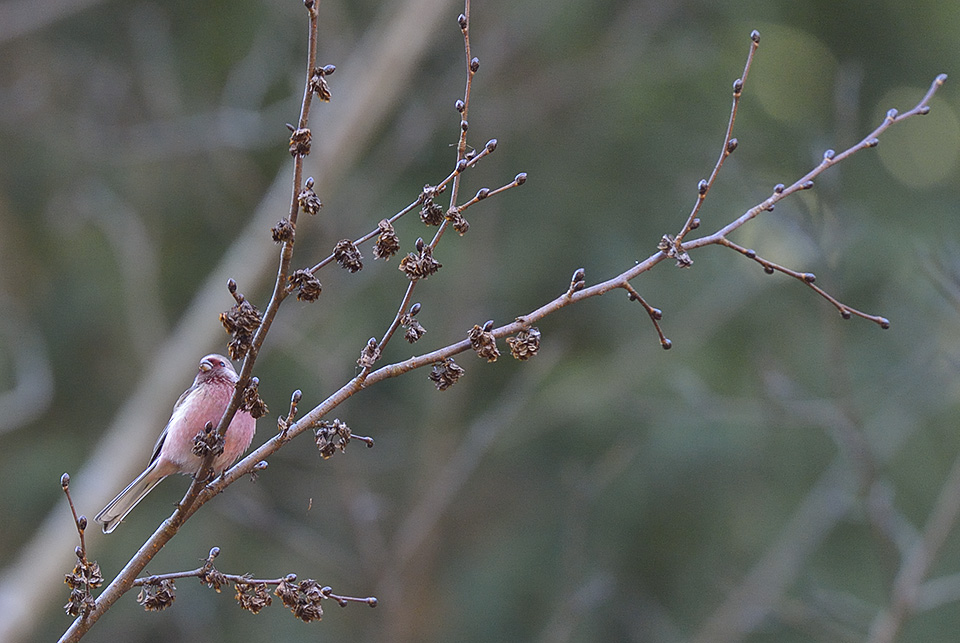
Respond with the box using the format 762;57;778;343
675;29;761;246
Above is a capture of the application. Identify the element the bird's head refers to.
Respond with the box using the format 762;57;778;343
196;354;238;384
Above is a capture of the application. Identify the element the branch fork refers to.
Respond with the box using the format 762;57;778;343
59;3;949;639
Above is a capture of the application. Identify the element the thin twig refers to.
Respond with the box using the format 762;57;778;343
131;546;376;607
679;73;948;327
621;282;671;349
434;2;477;250
674;30;760;246
715;237;890;327
689;73;947;246
297;140;503;279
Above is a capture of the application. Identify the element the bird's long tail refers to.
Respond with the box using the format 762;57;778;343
94;463;167;534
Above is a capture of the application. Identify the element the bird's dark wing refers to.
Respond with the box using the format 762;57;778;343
147;383;198;465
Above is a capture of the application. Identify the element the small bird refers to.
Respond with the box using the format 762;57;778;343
95;354;257;533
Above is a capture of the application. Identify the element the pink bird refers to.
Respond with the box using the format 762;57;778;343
95;354;257;533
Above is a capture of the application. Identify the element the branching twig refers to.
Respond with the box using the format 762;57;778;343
715;237;891;327
57;0;949;636
349;9;524;381
621;282;671;349
61;475;103;620
680;73;947;327
130;546;376;619
675;29;761;247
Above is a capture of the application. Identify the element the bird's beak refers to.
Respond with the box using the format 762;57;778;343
199;359;213;373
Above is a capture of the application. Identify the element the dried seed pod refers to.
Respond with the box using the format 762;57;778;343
235;582;272;614
138;579;177;612
309;66;333;102
507;327;541;361
271;218;295;244
289;269;322;302
333;240;363;273
289;127;312;157
468;324;500;362
298;179;323;215
373;219;400;260
357;338;379;369
400;304;426;343
315;419;352;460
399;243;442;280
420;200;445;226
446;207;470;235
429;358;464;390
241;377;269;419
220;294;262;359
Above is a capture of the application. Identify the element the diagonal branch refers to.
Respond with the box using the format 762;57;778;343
715;237;891;327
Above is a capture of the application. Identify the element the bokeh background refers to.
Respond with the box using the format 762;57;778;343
1;0;959;641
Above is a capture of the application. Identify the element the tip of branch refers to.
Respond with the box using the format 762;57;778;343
750;30;761;44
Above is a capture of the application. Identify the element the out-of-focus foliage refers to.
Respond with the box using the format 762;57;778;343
1;0;959;641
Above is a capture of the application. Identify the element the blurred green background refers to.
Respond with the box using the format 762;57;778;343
1;0;959;641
